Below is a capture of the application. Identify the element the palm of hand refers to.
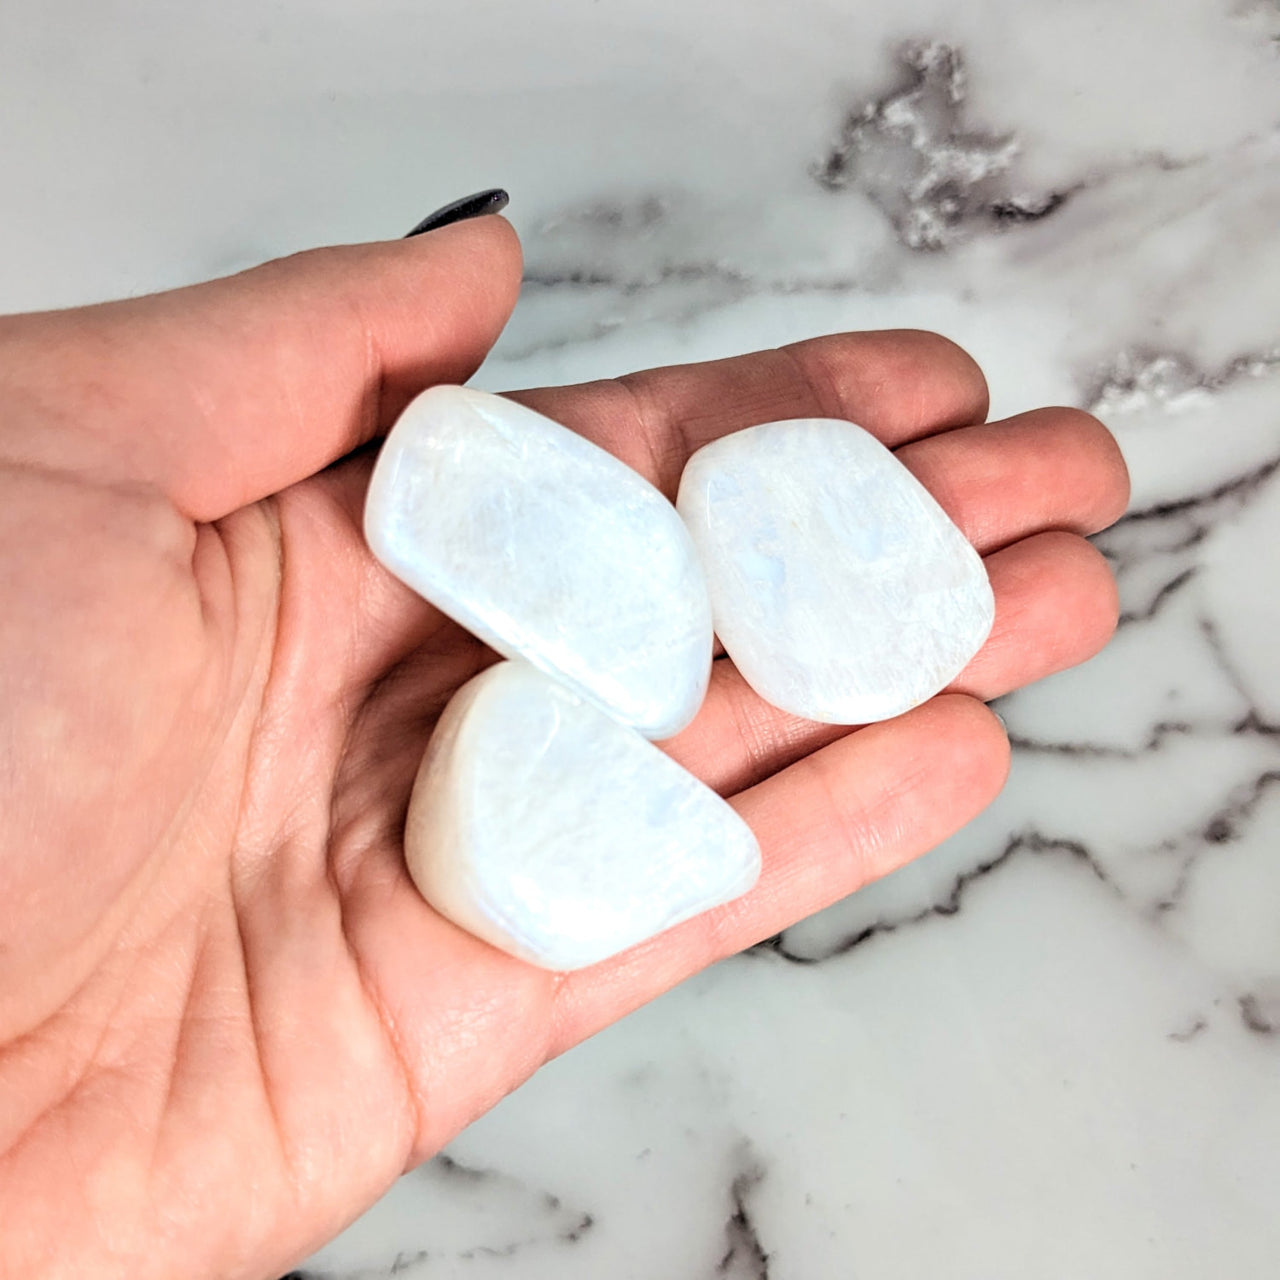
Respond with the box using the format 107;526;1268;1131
0;221;1127;1278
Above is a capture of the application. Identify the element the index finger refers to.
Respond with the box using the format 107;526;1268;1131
0;218;523;523
507;329;990;498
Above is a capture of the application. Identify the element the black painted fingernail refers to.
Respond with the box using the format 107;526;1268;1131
405;188;510;237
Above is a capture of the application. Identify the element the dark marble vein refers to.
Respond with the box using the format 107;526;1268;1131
1110;454;1280;536
1198;617;1280;738
499;258;865;363
523;261;753;292
1155;769;1280;914
754;831;1113;965
432;1152;493;1185
812;41;1070;250
1168;1015;1209;1043
718;1160;770;1279
1085;346;1280;417
1094;453;1280;581
280;1154;594;1278
1007;720;1195;760
1239;993;1280;1036
1117;567;1197;627
520;259;865;297
1193;769;1280;847
989;191;1070;223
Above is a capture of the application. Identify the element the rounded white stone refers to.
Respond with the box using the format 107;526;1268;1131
404;661;762;971
677;419;995;724
364;385;713;739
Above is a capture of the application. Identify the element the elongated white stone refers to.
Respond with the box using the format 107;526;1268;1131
364;385;713;739
404;661;761;971
677;419;994;724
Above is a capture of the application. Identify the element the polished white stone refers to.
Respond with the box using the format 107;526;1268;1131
364;384;713;740
404;660;761;971
678;419;995;724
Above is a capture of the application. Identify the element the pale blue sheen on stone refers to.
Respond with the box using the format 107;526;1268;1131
404;662;762;971
364;385;713;740
677;419;995;725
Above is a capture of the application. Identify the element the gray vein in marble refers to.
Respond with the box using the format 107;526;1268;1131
812;41;1061;250
432;1155;595;1254
1155;767;1280;909
749;757;1280;1075
1085;345;1280;417
1015;732;1280;928
1096;453;1280;569
717;1156;770;1280
1164;995;1264;1047
1187;769;1280;848
753;830;1114;966
281;1154;594;1279
1198;616;1280;737
502;259;864;364
1127;763;1280;1041
538;196;671;237
497;74;1259;372
1115;567;1198;627
1168;1015;1209;1043
1233;0;1280;44
519;261;875;296
988;191;1071;224
1006;720;1197;761
1098;513;1267;667
1239;992;1280;1036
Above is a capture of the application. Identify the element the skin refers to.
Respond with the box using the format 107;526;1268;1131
0;217;1129;1278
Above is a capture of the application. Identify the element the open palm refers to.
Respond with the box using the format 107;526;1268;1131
0;218;1128;1279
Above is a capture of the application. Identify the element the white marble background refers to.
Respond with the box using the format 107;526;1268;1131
3;1;1279;1275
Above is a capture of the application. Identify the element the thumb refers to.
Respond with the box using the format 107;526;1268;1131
0;215;523;521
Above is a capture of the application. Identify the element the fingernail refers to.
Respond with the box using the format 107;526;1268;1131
405;189;510;238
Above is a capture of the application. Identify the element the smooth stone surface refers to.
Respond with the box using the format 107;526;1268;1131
678;419;995;724
404;661;761;971
364;384;713;739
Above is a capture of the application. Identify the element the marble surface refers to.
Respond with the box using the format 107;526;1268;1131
2;0;1278;1275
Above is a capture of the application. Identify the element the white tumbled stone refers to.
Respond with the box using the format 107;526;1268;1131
677;419;995;725
364;385;713;739
404;661;762;971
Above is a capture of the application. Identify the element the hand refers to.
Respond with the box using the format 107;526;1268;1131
0;218;1128;1279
